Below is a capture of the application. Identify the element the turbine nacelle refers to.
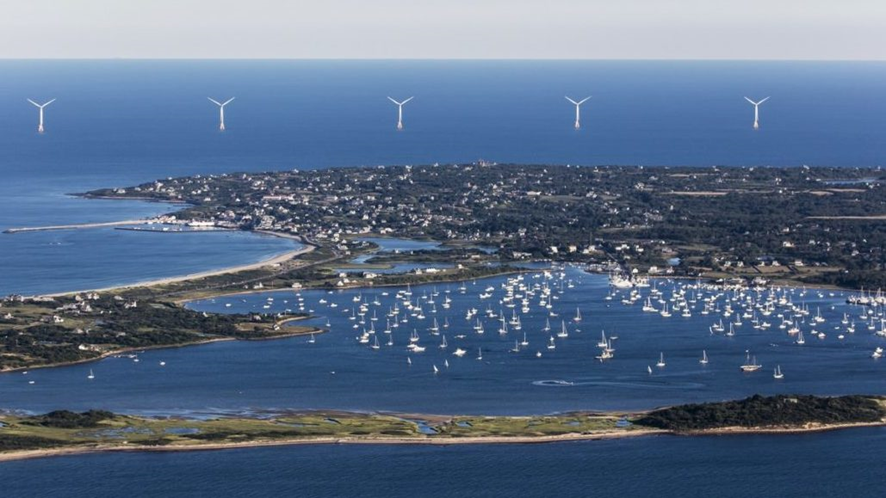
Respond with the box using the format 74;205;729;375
744;96;770;130
27;98;56;134
388;96;414;130
565;96;591;129
208;97;235;131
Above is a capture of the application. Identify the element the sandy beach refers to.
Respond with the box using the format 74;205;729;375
35;230;314;298
2;420;884;462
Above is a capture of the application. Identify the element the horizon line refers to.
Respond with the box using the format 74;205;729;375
1;57;885;63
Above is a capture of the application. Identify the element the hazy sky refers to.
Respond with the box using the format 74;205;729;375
3;0;885;59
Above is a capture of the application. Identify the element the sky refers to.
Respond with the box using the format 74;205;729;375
2;0;885;60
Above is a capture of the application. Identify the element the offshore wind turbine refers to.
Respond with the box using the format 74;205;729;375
387;96;413;130
27;99;56;133
744;96;770;130
565;96;591;129
208;97;235;131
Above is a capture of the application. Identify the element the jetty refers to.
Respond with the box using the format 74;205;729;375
3;220;151;234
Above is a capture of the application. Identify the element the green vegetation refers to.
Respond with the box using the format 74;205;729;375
2;396;882;459
86;164;886;289
0;294;314;371
634;394;886;432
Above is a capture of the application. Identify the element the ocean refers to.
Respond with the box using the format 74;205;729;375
2;427;885;498
1;60;886;496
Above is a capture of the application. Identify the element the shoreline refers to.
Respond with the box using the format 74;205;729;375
33;230;314;299
1;420;883;463
0;319;324;374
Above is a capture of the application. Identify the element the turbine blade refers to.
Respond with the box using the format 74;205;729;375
758;96;770;104
401;96;414;105
208;97;222;106
43;99;56;107
222;97;235;106
744;97;757;105
578;97;591;105
387;96;401;105
27;99;39;107
565;96;578;105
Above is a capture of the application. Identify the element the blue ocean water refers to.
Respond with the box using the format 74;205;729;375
2;266;882;415
2;428;885;498
2;61;886;494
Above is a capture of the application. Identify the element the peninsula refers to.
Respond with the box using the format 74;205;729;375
0;395;882;462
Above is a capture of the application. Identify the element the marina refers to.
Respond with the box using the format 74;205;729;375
3;262;885;416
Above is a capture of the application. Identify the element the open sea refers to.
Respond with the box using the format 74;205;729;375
1;61;886;496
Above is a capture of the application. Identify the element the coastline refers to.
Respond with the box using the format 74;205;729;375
34;230;314;299
0;319;324;374
1;420;883;463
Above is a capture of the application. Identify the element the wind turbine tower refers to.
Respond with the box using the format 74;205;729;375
208;97;235;131
387;96;414;130
565;96;591;129
744;96;770;129
27;99;56;133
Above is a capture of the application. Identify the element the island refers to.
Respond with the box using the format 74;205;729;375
0;395;882;462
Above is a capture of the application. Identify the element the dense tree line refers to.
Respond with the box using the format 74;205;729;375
635;394;885;431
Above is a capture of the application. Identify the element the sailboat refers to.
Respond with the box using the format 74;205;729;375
547;336;556;350
573;307;582;323
773;365;784;379
656;353;666;368
647;365;653;375
520;333;529;347
740;351;762;372
557;320;569;338
433;364;439;374
439;335;448;349
407;357;412;366
477;347;483;361
308;333;316;344
87;369;95;380
370;335;380;350
597;330;608;348
796;330;806;345
699;350;708;365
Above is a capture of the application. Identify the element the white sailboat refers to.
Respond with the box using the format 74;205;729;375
477;347;483;360
656;353;666;368
773;365;784;379
87;369;95;380
740;351;762;372
596;330;608;348
699;350;708;365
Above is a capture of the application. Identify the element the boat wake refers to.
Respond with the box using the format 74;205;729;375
533;379;705;390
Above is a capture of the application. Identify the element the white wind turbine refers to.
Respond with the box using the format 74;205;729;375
208;97;235;131
744;96;770;130
27;99;56;133
387;96;414;130
565;96;591;129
